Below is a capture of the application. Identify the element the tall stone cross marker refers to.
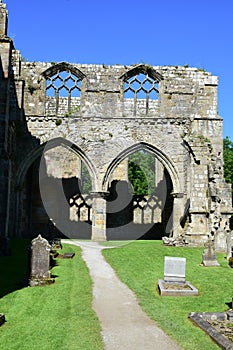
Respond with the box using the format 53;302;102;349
202;237;220;266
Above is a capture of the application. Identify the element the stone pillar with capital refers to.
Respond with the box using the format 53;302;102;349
91;192;108;241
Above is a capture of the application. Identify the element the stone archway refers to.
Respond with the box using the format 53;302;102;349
14;138;97;239
102;142;183;241
1;6;232;247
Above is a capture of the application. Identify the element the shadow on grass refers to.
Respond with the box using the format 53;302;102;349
225;300;232;309
50;256;59;279
0;239;61;297
0;239;63;298
0;239;31;298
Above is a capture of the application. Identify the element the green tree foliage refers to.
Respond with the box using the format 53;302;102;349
80;151;157;195
81;162;92;193
223;137;233;192
128;150;155;195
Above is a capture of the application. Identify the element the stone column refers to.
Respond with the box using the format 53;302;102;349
171;193;183;238
91;192;108;241
155;160;166;222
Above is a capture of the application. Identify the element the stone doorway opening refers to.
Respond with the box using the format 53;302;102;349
106;149;174;240
17;142;93;240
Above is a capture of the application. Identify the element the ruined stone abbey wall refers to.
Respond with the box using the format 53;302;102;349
0;0;232;250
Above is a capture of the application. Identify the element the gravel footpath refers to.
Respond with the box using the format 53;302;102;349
63;241;181;350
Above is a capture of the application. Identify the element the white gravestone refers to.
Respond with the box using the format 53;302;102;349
158;256;198;296
164;256;186;283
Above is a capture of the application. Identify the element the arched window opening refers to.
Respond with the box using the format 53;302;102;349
46;69;82;117
123;71;159;116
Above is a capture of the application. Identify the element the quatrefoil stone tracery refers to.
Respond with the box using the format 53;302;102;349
45;69;82;116
124;74;159;96
123;73;159;115
46;70;82;94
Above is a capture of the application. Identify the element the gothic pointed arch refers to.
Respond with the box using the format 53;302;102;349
41;62;86;116
15;138;97;237
120;64;163;82
103;142;181;239
16;137;97;191
120;64;163;116
103;142;181;195
42;62;86;80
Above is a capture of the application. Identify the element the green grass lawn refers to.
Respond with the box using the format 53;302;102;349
0;240;103;350
0;239;232;350
102;240;232;350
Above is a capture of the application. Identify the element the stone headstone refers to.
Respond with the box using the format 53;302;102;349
215;229;227;252
164;256;186;283
30;235;53;286
226;231;233;260
202;237;220;266
158;256;198;296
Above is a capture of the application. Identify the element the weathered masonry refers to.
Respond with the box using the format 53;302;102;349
0;0;232;250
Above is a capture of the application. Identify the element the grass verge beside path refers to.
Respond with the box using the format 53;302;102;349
0;240;103;350
102;240;231;350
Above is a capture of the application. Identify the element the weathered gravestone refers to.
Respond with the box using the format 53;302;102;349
202;237;220;266
214;229;227;252
29;235;54;286
158;256;198;296
226;231;233;260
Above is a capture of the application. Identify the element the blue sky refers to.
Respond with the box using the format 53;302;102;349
5;0;233;140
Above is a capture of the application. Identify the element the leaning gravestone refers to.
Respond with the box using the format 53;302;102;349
158;256;198;296
29;235;54;286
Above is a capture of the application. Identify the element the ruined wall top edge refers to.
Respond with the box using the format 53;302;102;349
20;60;215;79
